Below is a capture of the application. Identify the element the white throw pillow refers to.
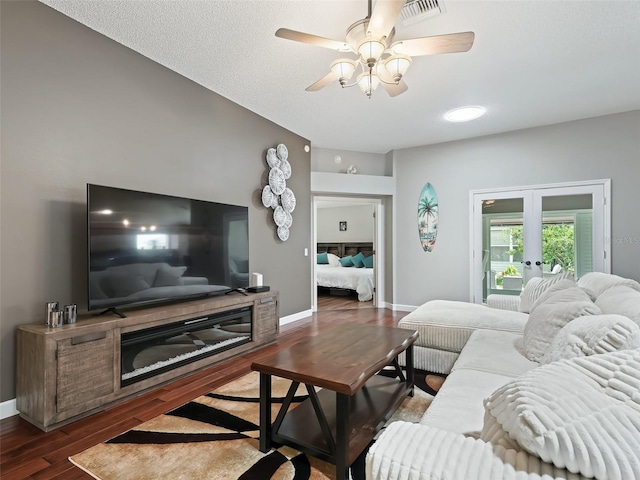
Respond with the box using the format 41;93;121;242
595;285;640;325
519;274;575;314
529;279;584;313
326;253;341;267
483;349;640;480
523;286;601;362
577;272;640;298
541;314;640;364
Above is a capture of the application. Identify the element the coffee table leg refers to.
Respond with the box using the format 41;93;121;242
259;373;272;452
335;393;350;480
406;344;415;397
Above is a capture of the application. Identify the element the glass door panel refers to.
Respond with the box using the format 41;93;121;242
482;198;525;301
539;194;593;281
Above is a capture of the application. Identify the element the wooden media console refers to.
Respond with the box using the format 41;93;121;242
16;291;279;431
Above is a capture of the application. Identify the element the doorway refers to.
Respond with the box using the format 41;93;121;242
312;196;385;311
470;180;611;304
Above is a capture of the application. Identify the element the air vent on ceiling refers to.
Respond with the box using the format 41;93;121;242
400;0;446;26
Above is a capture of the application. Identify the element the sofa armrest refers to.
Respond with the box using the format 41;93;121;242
487;294;521;311
367;421;585;480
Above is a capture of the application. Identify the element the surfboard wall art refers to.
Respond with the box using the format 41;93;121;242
418;183;439;252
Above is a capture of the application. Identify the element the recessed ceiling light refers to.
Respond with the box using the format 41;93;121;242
444;106;486;122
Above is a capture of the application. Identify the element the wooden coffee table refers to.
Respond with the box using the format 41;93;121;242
251;323;418;480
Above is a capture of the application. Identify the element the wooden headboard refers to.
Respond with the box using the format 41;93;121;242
317;242;374;258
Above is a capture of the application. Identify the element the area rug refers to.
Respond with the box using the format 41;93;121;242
69;370;434;480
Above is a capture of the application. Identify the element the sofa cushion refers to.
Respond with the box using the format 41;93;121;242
482;349;640;480
419;369;516;435
523;286;601;362
399;347;460;375
452;330;537;377
595;285;640;325
518;274;575;313
577;271;640;298
398;300;528;354
541;314;640;364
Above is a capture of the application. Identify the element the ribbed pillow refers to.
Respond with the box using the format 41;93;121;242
595;285;640;325
541;314;640;364
369;421;592;480
577;272;640;298
523;286;601;362
483;349;640;480
519;274;575;314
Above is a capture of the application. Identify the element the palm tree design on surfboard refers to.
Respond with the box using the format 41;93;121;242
418;183;439;252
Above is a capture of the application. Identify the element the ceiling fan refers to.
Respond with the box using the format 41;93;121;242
275;0;474;98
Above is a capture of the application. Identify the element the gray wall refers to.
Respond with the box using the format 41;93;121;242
317;205;374;243
311;148;392;176
0;1;311;402
393;111;640;307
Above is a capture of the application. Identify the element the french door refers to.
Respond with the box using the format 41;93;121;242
470;180;611;304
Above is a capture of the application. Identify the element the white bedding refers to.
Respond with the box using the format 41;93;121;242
316;264;374;301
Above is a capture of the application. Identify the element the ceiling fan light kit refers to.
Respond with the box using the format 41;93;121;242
330;58;357;86
275;0;474;99
357;71;380;97
357;37;386;67
385;54;412;82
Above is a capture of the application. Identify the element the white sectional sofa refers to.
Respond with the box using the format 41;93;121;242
367;272;640;480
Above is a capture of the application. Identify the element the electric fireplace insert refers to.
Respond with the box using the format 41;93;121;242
121;306;252;386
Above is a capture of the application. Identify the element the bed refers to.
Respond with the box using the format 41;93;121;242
316;242;374;302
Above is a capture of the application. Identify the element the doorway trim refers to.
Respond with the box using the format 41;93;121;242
469;179;611;303
312;195;385;311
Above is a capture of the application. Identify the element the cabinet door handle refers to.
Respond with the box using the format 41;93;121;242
71;331;107;345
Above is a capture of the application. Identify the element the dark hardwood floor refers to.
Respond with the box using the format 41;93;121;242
0;307;407;479
317;291;375;310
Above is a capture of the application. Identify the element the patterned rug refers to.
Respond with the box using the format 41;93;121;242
69;370;435;480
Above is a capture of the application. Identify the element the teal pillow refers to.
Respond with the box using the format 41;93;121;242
352;252;366;268
317;252;329;264
363;255;374;268
339;255;354;267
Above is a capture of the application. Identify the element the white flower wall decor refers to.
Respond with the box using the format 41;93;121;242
261;144;295;241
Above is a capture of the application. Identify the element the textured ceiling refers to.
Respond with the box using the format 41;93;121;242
40;0;640;154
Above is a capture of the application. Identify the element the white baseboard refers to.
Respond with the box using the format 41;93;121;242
1;398;18;420
390;303;418;312
280;309;312;326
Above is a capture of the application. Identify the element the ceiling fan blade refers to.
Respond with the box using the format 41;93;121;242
306;72;336;92
276;28;350;52
367;0;405;39
391;32;475;57
381;79;408;97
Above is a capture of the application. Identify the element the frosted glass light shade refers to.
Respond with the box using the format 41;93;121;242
358;37;386;66
357;72;380;97
385;54;412;82
330;58;356;85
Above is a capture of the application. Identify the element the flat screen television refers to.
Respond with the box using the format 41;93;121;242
87;184;249;313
